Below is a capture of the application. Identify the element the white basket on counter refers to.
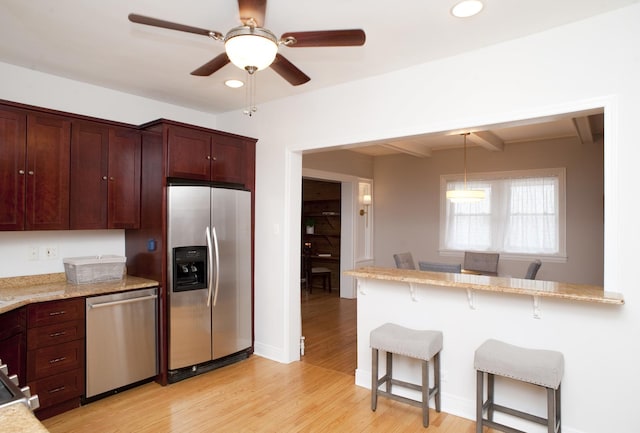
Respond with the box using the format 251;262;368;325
63;255;126;284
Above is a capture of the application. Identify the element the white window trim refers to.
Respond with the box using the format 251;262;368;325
438;167;567;262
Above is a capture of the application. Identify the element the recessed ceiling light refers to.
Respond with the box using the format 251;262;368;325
451;0;484;18
225;79;244;88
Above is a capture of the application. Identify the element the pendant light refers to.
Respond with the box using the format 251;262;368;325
446;133;485;202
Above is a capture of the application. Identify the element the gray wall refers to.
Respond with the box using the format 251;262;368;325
373;137;604;285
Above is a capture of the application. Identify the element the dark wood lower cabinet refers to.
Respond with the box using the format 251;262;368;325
26;298;85;420
0;307;26;385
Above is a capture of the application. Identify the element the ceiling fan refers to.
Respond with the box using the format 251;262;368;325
128;0;366;86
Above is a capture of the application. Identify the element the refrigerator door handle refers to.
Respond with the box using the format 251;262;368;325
205;226;214;307
212;226;221;307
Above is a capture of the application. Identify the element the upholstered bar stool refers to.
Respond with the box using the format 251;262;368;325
474;339;564;433
370;323;443;427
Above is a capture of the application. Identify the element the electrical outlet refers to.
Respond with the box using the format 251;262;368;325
45;246;58;259
28;246;39;261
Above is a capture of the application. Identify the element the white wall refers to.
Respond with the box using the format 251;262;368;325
0;230;124;277
216;4;640;433
1;3;639;431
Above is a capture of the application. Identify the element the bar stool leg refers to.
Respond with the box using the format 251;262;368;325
422;359;429;427
557;384;562;433
371;348;379;411
487;373;495;421
434;351;441;412
386;351;393;393
547;387;555;433
476;371;484;433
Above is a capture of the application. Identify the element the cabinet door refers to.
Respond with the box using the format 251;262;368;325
70;121;109;229
210;134;247;185
0;107;27;231
0;307;26;385
108;128;141;229
25;114;71;230
167;126;211;180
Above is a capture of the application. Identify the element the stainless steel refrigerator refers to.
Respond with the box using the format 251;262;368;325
167;183;252;379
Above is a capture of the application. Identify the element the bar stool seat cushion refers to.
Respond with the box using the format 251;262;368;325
474;339;564;389
370;323;443;361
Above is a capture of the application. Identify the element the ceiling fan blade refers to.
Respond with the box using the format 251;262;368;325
128;13;222;39
280;29;365;47
237;0;267;27
270;54;310;86
190;53;231;76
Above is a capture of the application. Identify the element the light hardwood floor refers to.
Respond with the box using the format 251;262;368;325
42;290;482;432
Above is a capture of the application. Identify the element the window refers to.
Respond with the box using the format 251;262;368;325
439;168;566;258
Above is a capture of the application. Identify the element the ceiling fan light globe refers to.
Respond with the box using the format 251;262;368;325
225;26;278;71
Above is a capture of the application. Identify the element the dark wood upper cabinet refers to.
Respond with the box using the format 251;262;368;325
70;121;140;229
0;107;27;231
25;114;71;230
70;121;109;229
0;108;70;231
167;126;211;181
167;124;248;186
210;134;247;185
107;127;141;229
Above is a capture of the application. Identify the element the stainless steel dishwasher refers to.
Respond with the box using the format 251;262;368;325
85;287;158;399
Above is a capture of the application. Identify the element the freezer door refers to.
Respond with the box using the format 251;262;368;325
211;188;252;359
167;185;212;370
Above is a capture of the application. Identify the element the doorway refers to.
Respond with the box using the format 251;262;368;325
301;178;341;293
300;177;358;375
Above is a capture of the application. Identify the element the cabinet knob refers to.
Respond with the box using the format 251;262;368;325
206;155;211;160
28;170;34;175
212;156;217;161
18;169;25;175
109;176;115;181
102;176;108;180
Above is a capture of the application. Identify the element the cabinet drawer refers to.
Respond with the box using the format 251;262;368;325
27;339;84;381
29;369;84;409
27;298;84;327
27;319;85;350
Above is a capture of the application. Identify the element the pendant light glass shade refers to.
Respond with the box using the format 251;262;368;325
446;189;485;202
446;133;485;202
225;26;278;72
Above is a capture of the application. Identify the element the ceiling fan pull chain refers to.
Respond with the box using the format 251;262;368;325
243;70;258;116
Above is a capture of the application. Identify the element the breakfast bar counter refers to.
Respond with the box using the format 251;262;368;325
345;266;624;305
347;266;626;432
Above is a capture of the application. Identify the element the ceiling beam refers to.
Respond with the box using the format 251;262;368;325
572;116;594;144
468;131;504;151
381;141;432;158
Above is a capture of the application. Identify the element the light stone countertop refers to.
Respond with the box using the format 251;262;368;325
0;273;159;314
0;403;49;433
345;266;624;305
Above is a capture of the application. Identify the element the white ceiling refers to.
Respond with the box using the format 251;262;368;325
0;1;629;155
0;0;637;116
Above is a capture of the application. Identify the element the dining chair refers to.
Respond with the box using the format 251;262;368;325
418;261;462;273
393;252;416;270
524;259;542;280
463;252;499;275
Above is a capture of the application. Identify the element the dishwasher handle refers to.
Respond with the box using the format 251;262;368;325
88;294;158;309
